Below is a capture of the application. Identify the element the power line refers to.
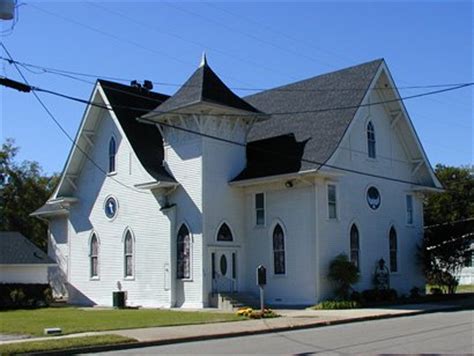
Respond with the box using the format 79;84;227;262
3;75;451;190
3;56;471;94
4;70;472;213
0;42;149;195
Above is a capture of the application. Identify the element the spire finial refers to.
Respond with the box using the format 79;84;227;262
200;51;207;67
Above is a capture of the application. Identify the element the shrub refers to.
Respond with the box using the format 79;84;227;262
410;286;422;298
360;288;398;303
430;287;443;295
327;254;360;299
0;284;52;309
312;300;361;310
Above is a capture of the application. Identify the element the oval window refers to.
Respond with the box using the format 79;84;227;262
367;187;381;210
105;197;118;219
220;255;228;276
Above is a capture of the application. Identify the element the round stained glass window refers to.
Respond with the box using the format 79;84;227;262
220;255;228;276
105;196;118;219
367;187;381;210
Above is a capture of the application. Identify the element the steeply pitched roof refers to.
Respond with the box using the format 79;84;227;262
0;232;55;265
98;80;177;183
235;59;383;180
155;61;262;115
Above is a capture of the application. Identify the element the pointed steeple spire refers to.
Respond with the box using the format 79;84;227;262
199;51;207;67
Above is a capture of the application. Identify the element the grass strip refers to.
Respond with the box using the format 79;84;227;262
0;307;242;337
0;334;135;355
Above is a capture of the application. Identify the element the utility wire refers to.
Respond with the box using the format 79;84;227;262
3;56;471;93
0;42;149;195
4;72;472;213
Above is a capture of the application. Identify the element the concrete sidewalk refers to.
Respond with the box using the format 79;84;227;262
0;298;472;354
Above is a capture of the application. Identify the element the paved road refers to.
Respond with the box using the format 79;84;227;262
100;309;473;355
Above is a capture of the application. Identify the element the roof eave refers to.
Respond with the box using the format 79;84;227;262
229;169;343;187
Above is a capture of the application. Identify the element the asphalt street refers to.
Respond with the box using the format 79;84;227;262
98;309;473;355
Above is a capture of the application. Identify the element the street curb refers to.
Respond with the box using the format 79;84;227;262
25;304;474;355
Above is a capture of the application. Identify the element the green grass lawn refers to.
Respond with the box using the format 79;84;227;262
426;284;474;294
0;307;242;337
0;335;135;355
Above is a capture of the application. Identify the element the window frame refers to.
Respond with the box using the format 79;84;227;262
216;222;234;242
389;226;398;273
350;223;360;272
271;221;287;276
406;194;414;225
327;183;338;220
255;192;266;227
108;136;117;174
177;223;192;280
123;229;134;279
89;233;100;280
367;121;376;159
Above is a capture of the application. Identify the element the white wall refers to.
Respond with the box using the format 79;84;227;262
66;109;172;307
48;217;69;297
0;265;49;284
316;88;426;299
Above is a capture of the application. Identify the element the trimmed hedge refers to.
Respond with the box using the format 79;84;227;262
312;300;361;310
0;283;52;309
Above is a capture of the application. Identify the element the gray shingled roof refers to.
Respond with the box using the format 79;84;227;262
0;232;55;265
155;62;262;114
236;59;383;179
98;80;177;183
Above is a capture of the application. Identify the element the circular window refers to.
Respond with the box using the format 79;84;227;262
367;187;381;210
220;255;228;276
104;196;118;219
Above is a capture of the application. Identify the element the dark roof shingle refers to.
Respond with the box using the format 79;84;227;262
155;62;261;114
98;80;177;183
0;232;55;265
235;59;383;180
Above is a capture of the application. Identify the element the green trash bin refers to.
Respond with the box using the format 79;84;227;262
113;291;126;308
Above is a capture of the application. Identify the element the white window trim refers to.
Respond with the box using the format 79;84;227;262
108;135;117;175
388;224;400;275
348;221;361;273
89;231;100;281
406;194;414;226
326;183;339;220
103;195;119;222
122;228;135;280
255;192;266;227
177;222;193;282
367;120;376;159
215;220;235;244
365;184;382;212
270;219;288;277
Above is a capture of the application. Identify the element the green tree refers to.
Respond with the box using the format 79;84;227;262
328;254;360;299
0;139;58;250
422;164;474;293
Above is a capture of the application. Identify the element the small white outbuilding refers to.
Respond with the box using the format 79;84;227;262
0;231;55;284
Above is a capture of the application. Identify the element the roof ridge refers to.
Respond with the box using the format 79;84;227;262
244;58;384;99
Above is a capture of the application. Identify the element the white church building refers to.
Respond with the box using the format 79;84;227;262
33;57;442;308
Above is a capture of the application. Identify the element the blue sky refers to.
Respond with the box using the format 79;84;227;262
1;1;472;175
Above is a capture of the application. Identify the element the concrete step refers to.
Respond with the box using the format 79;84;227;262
217;292;261;311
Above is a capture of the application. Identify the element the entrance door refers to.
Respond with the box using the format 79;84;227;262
211;250;237;293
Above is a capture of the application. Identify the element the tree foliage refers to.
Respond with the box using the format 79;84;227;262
327;254;360;300
422;164;474;293
0;139;58;250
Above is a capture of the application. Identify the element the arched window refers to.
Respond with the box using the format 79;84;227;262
177;225;191;279
217;223;233;242
109;137;116;173
350;224;360;270
389;227;398;272
367;121;376;158
90;234;99;278
273;224;286;275
124;230;134;277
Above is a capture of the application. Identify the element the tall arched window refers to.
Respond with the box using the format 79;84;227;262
273;224;286;275
90;234;99;278
124;230;134;277
389;227;398;272
217;223;233;242
177;225;190;279
367;121;376;158
109;137;116;173
350;224;360;270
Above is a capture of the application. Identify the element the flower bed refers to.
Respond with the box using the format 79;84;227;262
236;307;279;319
